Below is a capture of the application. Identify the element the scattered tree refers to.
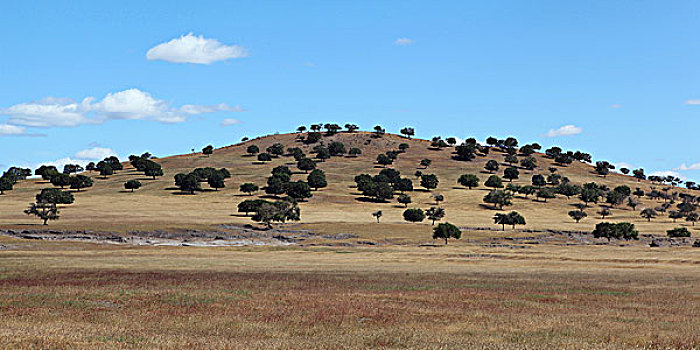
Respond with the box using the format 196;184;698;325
69;175;93;192
178;174;201;194
531;174;546;188
257;153;272;163
493;211;526;230
458;174;479;189
536;187;556;202
520;156;537;171
0;177;14;195
377;154;393;167
240;183;259;195
595;161;615;177
348;148;362;157
397;194;412;207
483;190;513;209
593;222;638;240
433;222;461;245
207;173;226;191
669;210;684;223
667;227;691;238
484;160;499;173
568;210;587;223
285;181;312;201
400;127;415;139
640;208;657;222
50;173;71;189
36;188;74;204
503;167;519;182
372;210;383;223
238;199;268;216
484;175;503;189
420;174;439;191
307;169;327;190
247;145;260;156
403;208;425;223
124;179;142;192
24;202;59;225
426;207;446;225
252;200;300;229
202;145;214;157
297;158;316;173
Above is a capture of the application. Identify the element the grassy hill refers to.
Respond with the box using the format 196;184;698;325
0;131;695;242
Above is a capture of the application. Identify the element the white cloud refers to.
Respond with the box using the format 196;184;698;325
146;33;248;64
181;103;245;115
1;97;95;127
675;163;700;171
0;124;26;136
0;88;238;127
74;147;116;160
685;99;700;105
220;118;241;126
394;38;414;46
545;125;583;137
611;104;622;108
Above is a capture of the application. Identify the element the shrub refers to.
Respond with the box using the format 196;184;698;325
592;222;638;240
667;227;691;238
403;208;425;223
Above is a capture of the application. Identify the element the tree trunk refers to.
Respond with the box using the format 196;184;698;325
502;223;505;231
444;237;448;245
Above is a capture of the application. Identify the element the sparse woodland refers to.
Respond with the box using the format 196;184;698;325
1;123;699;245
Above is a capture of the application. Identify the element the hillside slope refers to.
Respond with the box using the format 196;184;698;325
0;131;694;240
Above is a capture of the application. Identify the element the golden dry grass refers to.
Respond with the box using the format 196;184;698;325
0;132;695;240
0;238;698;349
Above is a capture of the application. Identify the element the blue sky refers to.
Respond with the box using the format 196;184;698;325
1;1;699;180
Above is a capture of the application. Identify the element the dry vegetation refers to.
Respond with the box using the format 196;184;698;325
1;131;699;348
0;131;696;239
0;235;698;349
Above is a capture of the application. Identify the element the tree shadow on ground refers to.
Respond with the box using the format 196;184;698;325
354;197;389;204
478;204;501;210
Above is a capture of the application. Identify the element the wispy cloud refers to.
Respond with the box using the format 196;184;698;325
0;124;27;136
675;163;700;171
544;125;583;137
0;124;46;137
611;104;622;108
146;33;248;64
685;99;700;105
394;38;414;46
220;118;242;126
0;89;242;128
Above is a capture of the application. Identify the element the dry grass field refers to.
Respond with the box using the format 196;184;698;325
1;131;699;349
0;235;698;349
